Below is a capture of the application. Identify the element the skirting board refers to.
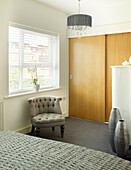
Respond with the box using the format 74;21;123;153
16;124;32;134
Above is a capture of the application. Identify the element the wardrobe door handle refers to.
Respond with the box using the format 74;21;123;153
70;74;72;79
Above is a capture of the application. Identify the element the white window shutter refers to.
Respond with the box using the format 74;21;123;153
9;26;59;94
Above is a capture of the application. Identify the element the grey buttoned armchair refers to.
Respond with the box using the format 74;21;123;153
28;96;65;137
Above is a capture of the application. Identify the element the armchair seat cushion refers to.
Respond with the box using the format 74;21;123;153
32;113;65;124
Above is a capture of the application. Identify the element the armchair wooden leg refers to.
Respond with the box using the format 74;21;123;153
36;128;40;136
60;125;64;138
52;127;55;131
31;125;35;134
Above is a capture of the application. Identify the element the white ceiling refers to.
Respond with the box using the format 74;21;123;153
34;0;131;26
35;0;131;14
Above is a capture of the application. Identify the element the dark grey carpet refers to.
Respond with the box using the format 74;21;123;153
29;117;131;161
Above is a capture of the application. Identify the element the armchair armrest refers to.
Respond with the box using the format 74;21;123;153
28;99;37;117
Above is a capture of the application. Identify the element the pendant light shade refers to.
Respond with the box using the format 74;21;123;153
67;14;92;28
67;0;92;38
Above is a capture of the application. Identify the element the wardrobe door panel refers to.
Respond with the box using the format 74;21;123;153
69;35;105;122
106;33;131;121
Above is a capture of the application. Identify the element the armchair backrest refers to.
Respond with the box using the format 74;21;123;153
28;96;62;117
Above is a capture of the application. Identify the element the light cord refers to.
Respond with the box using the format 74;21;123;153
78;0;81;14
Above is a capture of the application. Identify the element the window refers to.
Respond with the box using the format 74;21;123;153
9;25;59;94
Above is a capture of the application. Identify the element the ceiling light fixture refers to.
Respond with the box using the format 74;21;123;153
67;0;92;38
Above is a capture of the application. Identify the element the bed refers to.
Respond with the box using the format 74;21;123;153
0;131;131;170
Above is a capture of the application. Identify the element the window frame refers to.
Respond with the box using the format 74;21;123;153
8;22;60;95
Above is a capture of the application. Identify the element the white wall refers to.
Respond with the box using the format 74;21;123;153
0;0;67;131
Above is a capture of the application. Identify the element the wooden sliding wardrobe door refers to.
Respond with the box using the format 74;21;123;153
106;33;131;121
69;35;105;122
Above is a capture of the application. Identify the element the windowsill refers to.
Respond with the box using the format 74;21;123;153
4;87;62;99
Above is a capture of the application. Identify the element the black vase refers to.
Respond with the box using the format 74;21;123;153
114;120;129;158
108;108;121;153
